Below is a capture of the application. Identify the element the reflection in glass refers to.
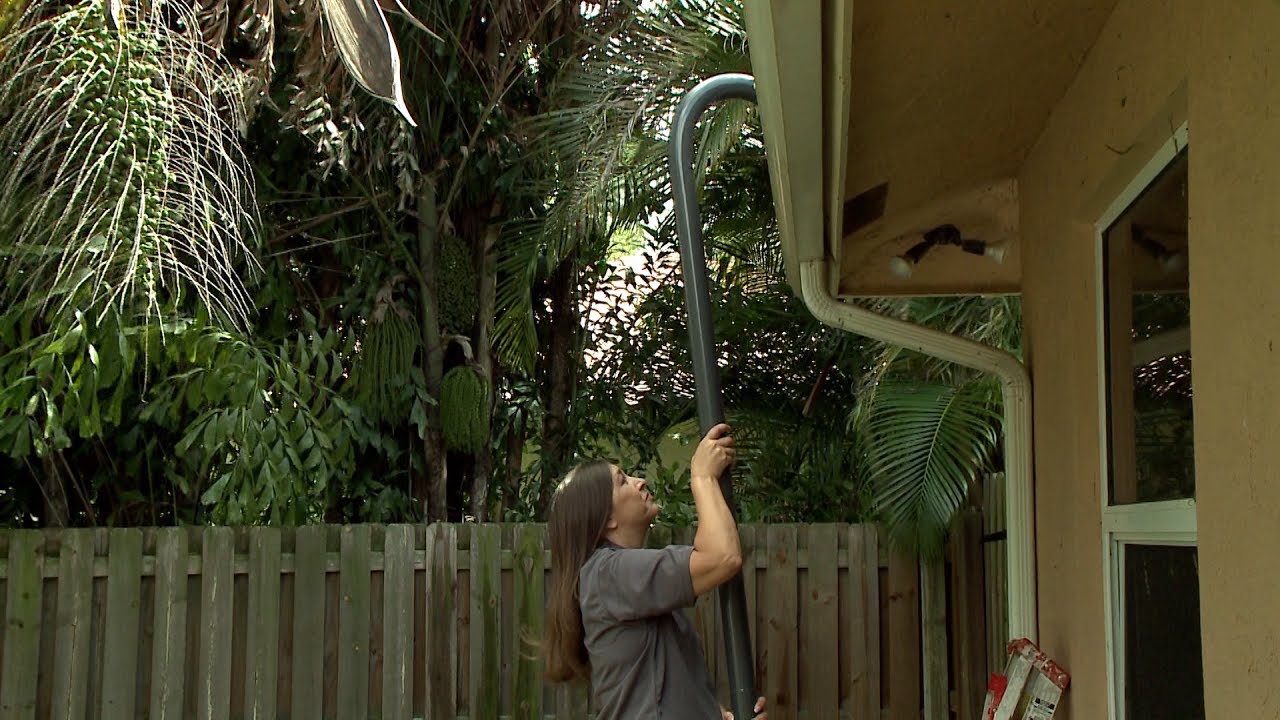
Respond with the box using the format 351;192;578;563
1124;544;1204;719
1103;149;1194;505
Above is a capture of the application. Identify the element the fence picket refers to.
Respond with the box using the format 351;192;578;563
766;524;799;720
245;528;281;720
469;524;501;719
922;558;948;720
846;525;881;718
381;525;414;720
0;530;42;719
198;527;234;720
50;529;92;720
739;524;759;695
291;526;326;720
102;528;143;719
952;509;987;720
338;525;371;720
887;551;921;720
150;528;189;720
804;525;839;714
424;524;457;720
512;524;544;720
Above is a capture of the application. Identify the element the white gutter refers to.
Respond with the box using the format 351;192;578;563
743;0;1038;642
798;260;1038;642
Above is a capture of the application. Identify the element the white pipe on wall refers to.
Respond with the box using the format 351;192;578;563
797;259;1038;642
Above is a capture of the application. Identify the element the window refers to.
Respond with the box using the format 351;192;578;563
1097;127;1204;720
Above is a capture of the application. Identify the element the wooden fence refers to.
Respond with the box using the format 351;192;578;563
0;523;905;720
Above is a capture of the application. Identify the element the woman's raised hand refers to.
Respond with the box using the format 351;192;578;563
690;423;736;481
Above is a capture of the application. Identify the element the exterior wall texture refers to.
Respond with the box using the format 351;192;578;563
1188;2;1280;718
1021;0;1280;717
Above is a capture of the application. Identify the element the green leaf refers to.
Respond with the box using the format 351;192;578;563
176;422;202;456
221;410;237;440
304;447;323;470
205;371;229;404
315;353;329;387
186;375;205;409
867;379;1001;560
12;419;31;457
202;414;220;449
201;473;231;505
409;396;427;438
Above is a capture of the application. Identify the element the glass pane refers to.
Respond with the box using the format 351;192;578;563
1131;294;1194;501
1103;149;1195;504
1124;544;1204;719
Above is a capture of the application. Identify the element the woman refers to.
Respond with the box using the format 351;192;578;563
544;423;766;719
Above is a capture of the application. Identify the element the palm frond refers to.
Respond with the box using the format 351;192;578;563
0;0;259;327
493;0;754;373
866;379;1001;559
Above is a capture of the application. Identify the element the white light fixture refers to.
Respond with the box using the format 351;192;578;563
1160;249;1187;274
889;255;915;278
887;225;1006;278
985;242;1008;264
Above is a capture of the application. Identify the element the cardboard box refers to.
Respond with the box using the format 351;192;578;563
982;638;1070;720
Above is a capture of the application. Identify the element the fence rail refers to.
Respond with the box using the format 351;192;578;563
0;523;890;720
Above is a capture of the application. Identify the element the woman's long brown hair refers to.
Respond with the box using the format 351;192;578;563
543;460;613;684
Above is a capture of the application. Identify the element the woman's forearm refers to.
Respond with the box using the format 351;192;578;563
691;474;742;571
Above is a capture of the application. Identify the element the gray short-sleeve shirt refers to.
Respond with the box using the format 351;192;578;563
578;542;721;719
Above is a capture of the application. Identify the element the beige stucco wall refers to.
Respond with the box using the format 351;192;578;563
1188;2;1280;718
1021;0;1280;717
1018;0;1184;717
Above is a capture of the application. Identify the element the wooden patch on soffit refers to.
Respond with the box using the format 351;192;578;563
837;178;1022;298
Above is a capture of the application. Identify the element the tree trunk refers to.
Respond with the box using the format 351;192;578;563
500;408;524;517
417;178;448;521
470;216;500;521
40;452;70;527
538;253;579;513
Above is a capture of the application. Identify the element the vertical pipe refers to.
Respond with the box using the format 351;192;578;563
668;72;759;720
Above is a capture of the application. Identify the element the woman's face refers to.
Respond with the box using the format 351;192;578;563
608;464;659;529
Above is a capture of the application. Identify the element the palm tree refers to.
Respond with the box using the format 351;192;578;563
496;0;761;511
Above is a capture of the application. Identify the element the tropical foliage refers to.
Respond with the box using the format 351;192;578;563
0;0;1023;560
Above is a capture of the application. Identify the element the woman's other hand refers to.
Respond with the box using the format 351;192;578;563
720;696;767;719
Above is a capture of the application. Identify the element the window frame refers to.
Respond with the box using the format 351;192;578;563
1093;121;1196;720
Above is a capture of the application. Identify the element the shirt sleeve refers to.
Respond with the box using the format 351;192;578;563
589;545;697;621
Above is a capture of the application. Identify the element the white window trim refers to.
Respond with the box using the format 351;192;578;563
1105;533;1198;718
1094;120;1195;720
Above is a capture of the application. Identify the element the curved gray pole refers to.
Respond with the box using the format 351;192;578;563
668;72;758;720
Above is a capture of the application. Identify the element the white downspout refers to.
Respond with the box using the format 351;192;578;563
797;260;1038;643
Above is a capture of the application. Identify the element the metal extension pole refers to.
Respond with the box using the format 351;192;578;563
668;72;758;720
